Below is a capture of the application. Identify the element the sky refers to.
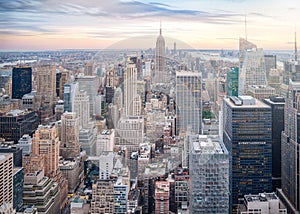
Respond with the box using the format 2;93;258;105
0;0;299;51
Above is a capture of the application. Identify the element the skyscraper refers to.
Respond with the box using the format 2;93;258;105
36;65;56;110
74;90;90;129
106;65;115;104
238;38;267;95
176;71;202;134
226;67;239;97
155;24;166;84
223;96;272;211
278;80;300;213
60;112;80;159
0;153;13;207
12;66;32;99
31;124;60;179
77;75;99;117
189;135;229;213
124;62;141;117
263;97;285;191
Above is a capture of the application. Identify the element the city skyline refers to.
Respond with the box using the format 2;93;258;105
0;0;299;51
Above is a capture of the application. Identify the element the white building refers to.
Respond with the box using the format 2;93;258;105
96;129;115;155
238;193;287;214
124;63;141;117
17;134;32;155
189;135;229;213
176;71;202;134
74;90;90;129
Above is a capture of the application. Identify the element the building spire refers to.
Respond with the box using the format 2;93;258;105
160;21;162;35
295;30;298;62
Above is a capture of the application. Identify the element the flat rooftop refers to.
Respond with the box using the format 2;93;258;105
225;96;270;108
245;193;278;203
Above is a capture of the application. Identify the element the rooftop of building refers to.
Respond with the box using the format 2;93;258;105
191;135;227;155
226;96;270;108
3;109;34;117
263;96;285;104
244;193;279;203
0;153;12;161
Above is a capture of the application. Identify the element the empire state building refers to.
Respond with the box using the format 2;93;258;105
154;25;166;84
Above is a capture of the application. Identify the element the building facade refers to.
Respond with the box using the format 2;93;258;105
176;71;202;134
0;153;13;207
12;66;32;99
189;135;229;213
223;96;272;211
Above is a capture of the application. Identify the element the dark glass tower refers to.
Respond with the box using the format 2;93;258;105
12;66;32;99
223;96;272;211
263;96;285;191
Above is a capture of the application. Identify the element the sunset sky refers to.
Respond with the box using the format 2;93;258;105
0;0;299;50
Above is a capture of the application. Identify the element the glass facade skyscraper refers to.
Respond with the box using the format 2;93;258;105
12;66;32;99
176;71;202;134
277;80;300;213
189;135;229;213
223;96;272;211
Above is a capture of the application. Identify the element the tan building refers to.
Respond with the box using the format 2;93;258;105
90;180;114;214
0;153;13;207
36;65;56;122
60;112;80;159
31;124;60;178
247;85;276;100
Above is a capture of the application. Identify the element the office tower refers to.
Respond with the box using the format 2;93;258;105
17;134;32;155
12;66;32;99
115;116;144;154
105;66;115;104
0;153;13;207
238;193;287;214
263;97;285;191
60;112;80;159
79;127;97;156
91;180;115;214
114;181;129;214
59;158;82;193
63;82;79;112
189;135;229;213
13;167;24;212
0;144;22;167
154;181;170;214
96;129;115;155
84;62;94;76
36;65;56;111
154;24;166;84
124;62;141;116
0;109;39;143
264;55;277;78
226;67;239;97
239;38;267;95
247;85;276;100
31;124;59;179
223;96;272;210
239;38;257;67
176;71;202;134
56;69;69;100
74;90;90;129
278;80;300;213
23;170;60;214
77;75;99;117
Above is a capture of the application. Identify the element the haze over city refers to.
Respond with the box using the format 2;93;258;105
1;0;300;50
